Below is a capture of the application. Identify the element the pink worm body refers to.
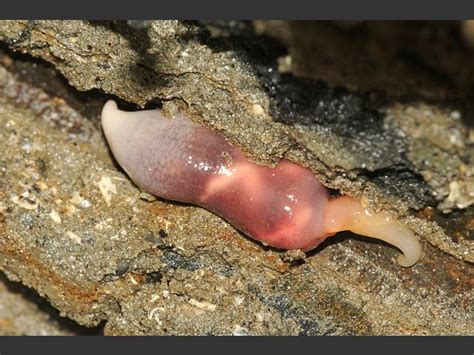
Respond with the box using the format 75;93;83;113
101;101;422;267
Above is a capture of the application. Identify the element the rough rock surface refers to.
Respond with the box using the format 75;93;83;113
0;20;472;335
0;274;75;335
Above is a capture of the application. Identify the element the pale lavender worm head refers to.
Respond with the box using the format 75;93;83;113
102;101;422;266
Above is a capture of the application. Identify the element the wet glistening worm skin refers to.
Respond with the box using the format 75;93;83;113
101;100;422;267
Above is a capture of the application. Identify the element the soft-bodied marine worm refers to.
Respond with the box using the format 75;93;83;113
101;100;422;267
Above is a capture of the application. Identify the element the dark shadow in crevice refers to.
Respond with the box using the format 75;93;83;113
306;230;394;257
0;42;107;125
195;21;474;128
0;272;104;335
